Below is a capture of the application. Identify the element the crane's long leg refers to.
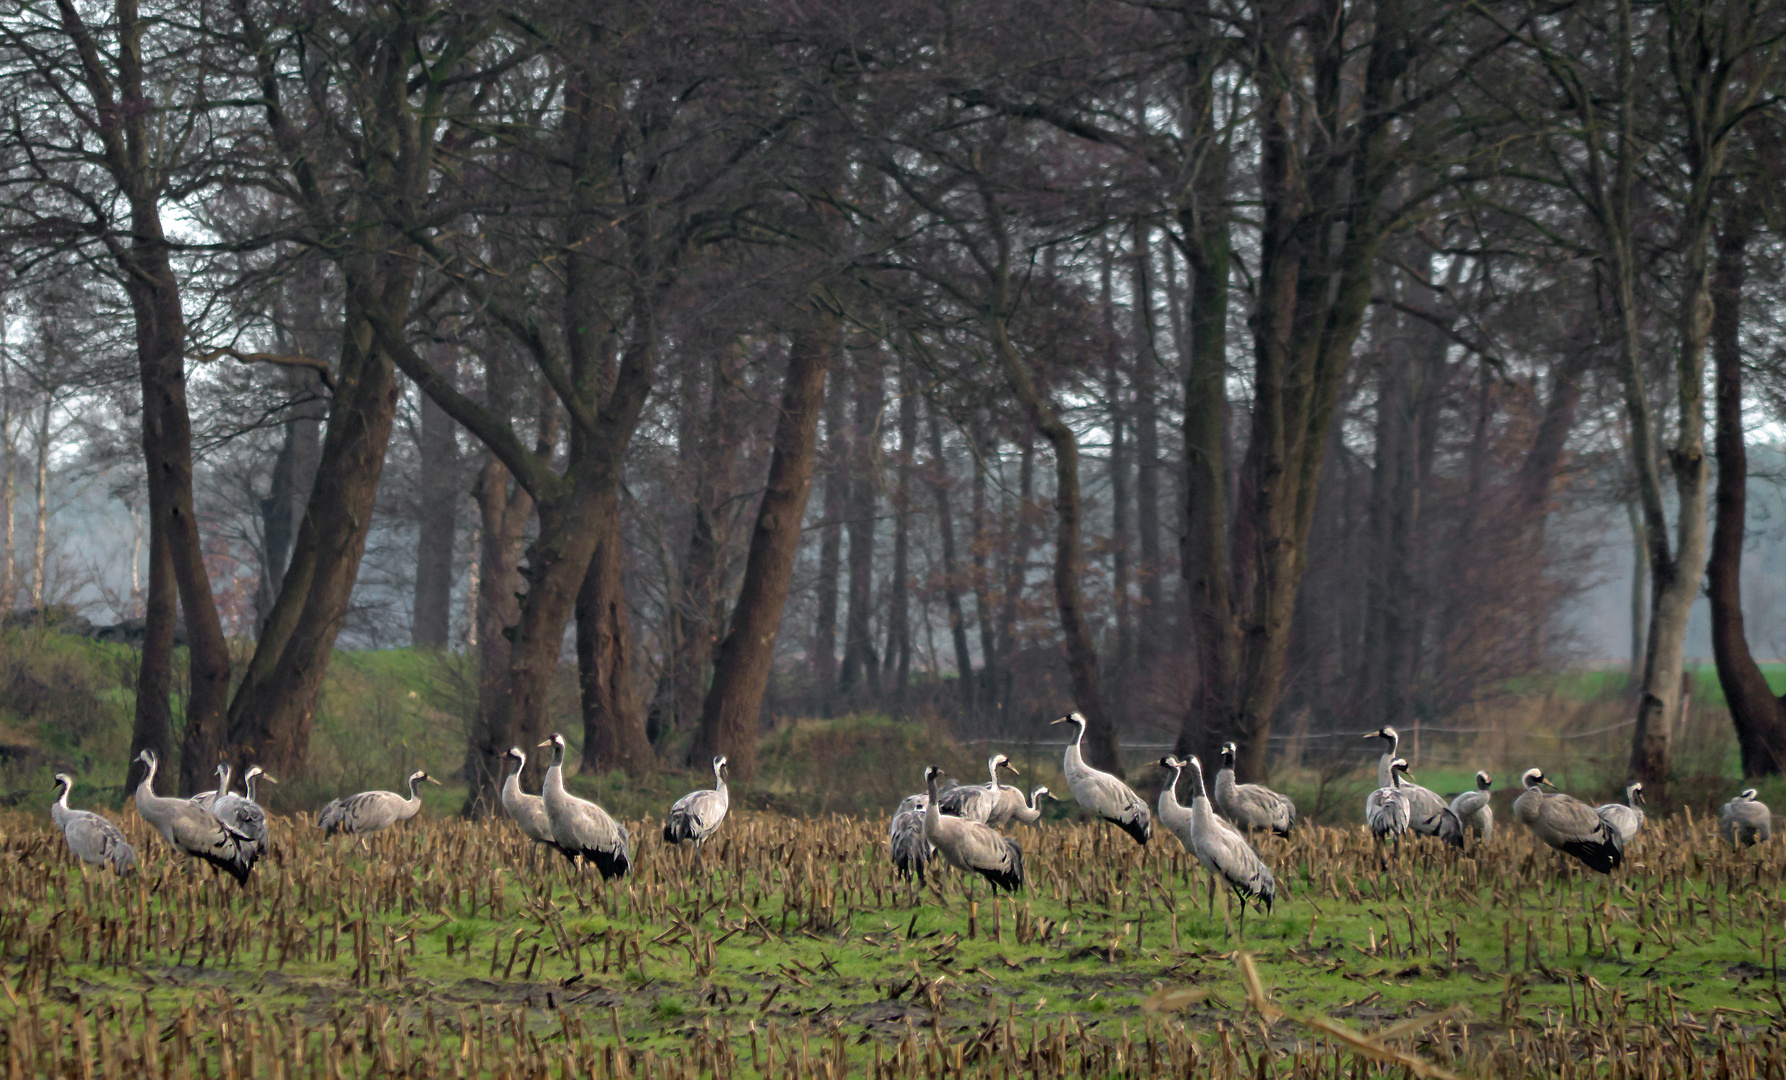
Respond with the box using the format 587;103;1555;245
1206;871;1216;918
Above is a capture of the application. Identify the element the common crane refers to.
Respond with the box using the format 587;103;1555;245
1366;758;1414;844
1180;755;1276;938
1596;781;1644;852
538;733;631;878
500;747;557;847
936;754;1019;823
1448;771;1494;846
50;774;136;874
664;755;730;847
210;766;275;861
889;794;932;884
990;786;1055;828
1365;727;1463;848
132;750;255;885
922;766;1023;895
1050;712;1150;845
317;770;439;839
1214;742;1296;836
1719;788;1772;848
1513;768;1622;873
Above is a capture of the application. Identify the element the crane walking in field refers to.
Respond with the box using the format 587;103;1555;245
133;750;256;885
1365;727;1463;848
937;754;1020;823
1448;771;1494;846
1719;789;1771;848
664;755;730;848
1596;781;1645;852
1051;712;1150;845
538;733;631;878
317;770;439;841
1152;758;1199;897
889;793;933;885
50;774;136;875
500;747;558;850
1179;755;1275;938
1513;768;1622;873
1214;742;1296;836
922;766;1023;895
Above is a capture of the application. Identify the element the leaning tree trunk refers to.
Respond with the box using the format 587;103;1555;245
412;342;460;649
688;312;835;779
838;358;882;701
1707;199;1786;777
811;371;847;713
925;404;975;718
990;311;1119;774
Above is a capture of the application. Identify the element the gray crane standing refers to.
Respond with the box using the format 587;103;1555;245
538;733;631;878
132;750;255;885
663;756;730;847
1214;741;1296;836
922;766;1023;895
1513;768;1622;873
317;770;439;840
50;774;136;875
1050;712;1150;845
1719;788;1772;848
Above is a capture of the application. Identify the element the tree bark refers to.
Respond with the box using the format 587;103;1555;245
470;453;532;788
688;312;834;778
1102;249;1133;684
1707;197;1786;776
811;370;847;711
839;357;882;699
578;485;654;776
996;435;1034;716
1129;225;1165;663
970;427;1000;714
412;342;460;649
668;346;746;738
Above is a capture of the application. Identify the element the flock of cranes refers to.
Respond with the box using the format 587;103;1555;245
39;716;1780;929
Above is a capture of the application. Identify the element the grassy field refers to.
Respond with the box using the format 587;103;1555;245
3;796;1783;1079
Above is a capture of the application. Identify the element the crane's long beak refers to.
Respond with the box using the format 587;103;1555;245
1540;777;1556;787
538;740;554;749
1049;716;1069;725
1001;761;1020;775
426;776;442;786
1361;732;1379;740
263;774;280;785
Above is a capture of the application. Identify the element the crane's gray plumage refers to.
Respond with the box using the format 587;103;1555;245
51;774;136;874
1719;788;1771;848
1596;781;1645;851
1178;756;1275;933
991;786;1054;828
889;794;933;883
1366;727;1462;848
209;766;275;861
1513;768;1622;873
922;767;1023;892
132;750;255;885
500;747;557;846
1448;771;1494;845
317;769;438;837
538;733;631;878
1051;712;1150;845
1366;758;1414;842
190;763;231;809
664;756;730;846
1153;758;1195;854
937;754;1019;823
1214;742;1296;836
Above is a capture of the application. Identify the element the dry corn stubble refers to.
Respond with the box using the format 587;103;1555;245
0;806;1780;1077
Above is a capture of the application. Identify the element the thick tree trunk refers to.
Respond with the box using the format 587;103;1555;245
129;502;175;794
668;347;746;738
467;454;532;789
839;358;882;699
127;244;232;798
811;371;847;711
412;343;459;649
1707;201;1786;777
926;405;975;718
226;277;408;781
688;313;834;778
578;488;654;776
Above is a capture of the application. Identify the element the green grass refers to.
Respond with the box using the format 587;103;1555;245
5;806;1782;1078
